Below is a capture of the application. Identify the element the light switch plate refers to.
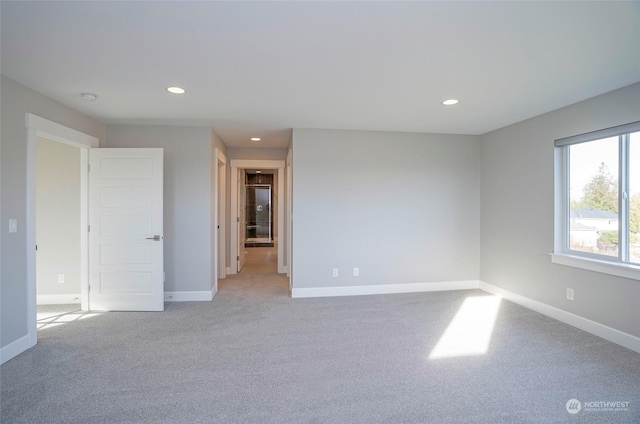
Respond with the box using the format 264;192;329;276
9;219;17;233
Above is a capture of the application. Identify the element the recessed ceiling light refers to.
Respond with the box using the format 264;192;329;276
167;86;186;94
81;93;98;101
251;137;261;141
442;99;459;106
256;170;262;174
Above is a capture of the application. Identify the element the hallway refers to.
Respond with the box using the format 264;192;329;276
240;245;277;274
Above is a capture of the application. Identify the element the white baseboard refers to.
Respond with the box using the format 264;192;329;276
479;281;640;354
226;267;234;275
291;280;480;298
1;334;36;365
37;294;81;305
164;290;214;302
290;279;640;353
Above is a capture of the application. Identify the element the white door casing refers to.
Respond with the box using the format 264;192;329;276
216;149;227;280
89;148;164;311
229;159;286;275
286;148;293;289
238;169;247;272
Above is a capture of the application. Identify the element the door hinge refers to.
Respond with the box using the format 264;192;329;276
35;244;38;251
88;225;91;232
237;255;239;261
88;164;91;172
237;217;240;223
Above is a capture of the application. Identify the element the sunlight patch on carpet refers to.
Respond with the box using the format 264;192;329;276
429;295;501;359
37;311;103;331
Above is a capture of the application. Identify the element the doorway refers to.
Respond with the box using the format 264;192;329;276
35;136;85;332
214;148;227;287
230;159;286;275
245;171;274;246
25;114;98;351
35;137;82;307
242;170;276;273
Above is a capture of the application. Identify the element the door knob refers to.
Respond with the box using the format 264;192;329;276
146;235;161;241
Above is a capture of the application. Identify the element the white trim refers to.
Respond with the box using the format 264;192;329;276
37;294;81;305
291;280;480;298
216;149;227;281
479;281;640;354
26;114;99;148
164;291;214;302
550;253;640;281
277;167;285;274
229;165;239;275
21;114;99;364
230;159;284;169
291;279;640;353
0;334;34;365
230;159;286;275
79;149;89;311
286;147;293;289
554;129;639;277
212;148;227;296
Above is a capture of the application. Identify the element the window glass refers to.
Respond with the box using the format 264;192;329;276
630;132;640;264
568;137;618;257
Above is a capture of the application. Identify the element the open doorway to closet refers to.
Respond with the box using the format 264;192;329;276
35;136;85;330
36;136;82;307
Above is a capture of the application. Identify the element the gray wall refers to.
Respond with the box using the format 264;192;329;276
5;70;638;358
291;128;481;288
36;137;81;297
105;125;217;293
1;75;105;349
480;82;640;338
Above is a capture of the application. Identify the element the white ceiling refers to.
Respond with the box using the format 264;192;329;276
2;1;639;148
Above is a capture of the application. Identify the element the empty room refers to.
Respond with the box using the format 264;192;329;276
1;1;640;423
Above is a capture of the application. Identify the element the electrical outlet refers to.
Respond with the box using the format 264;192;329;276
58;274;65;284
332;268;339;277
353;267;359;277
566;288;574;301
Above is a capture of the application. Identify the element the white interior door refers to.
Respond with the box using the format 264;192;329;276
238;169;246;272
89;148;164;311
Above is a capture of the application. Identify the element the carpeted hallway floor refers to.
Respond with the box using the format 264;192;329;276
2;273;640;423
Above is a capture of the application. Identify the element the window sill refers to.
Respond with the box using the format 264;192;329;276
550;253;640;281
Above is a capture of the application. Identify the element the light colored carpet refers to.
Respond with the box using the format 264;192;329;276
2;273;640;423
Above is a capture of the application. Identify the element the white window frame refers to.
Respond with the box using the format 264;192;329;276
551;121;640;281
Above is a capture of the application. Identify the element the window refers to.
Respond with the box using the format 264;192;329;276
553;121;640;279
